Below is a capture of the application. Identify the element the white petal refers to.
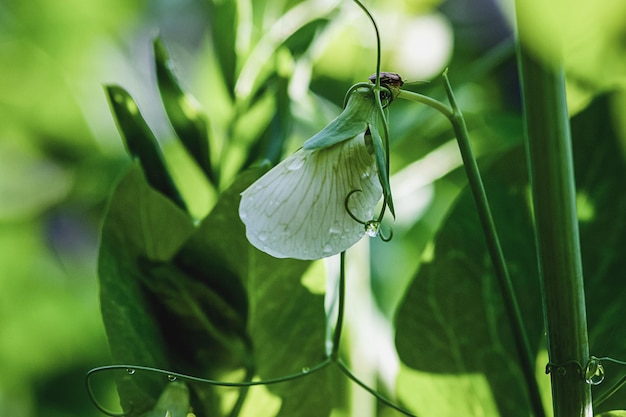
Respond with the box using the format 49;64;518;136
239;133;382;260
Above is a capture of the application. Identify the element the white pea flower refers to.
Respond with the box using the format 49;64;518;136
239;84;393;260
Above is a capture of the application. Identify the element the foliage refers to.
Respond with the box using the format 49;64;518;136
2;0;626;416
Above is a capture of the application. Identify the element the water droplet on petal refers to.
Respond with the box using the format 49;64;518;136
365;221;380;237
126;368;136;375
585;359;605;385
323;244;334;254
258;233;268;242
167;374;177;382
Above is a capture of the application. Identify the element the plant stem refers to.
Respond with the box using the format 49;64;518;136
441;72;546;417
397;89;453;118
331;252;347;360
515;42;592;416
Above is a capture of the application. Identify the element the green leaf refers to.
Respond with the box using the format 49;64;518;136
178;166;337;416
105;85;187;210
153;38;215;185
243;73;291;169
282;18;330;58
208;0;238;94
98;164;196;416
394;149;544;417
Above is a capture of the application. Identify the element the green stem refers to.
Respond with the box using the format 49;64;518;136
331;252;347;360
515;27;592;417
351;0;381;79
441;72;546;417
336;360;417;417
397;89;453;118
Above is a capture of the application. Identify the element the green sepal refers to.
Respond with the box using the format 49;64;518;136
303;86;377;150
153;38;216;185
105;85;187;211
368;124;395;217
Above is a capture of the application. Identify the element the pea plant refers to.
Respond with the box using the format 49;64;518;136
87;0;626;416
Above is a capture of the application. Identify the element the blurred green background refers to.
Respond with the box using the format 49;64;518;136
1;0;625;416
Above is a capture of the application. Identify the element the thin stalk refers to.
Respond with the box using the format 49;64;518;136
440;72;546;417
331;252;347;360
515;32;592;417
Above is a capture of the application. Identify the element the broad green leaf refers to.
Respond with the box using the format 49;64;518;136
154;38;215;185
98;164;196;416
136;259;251;376
572;94;626;413
395;149;543;417
177;166;337;416
105;85;186;210
394;93;626;416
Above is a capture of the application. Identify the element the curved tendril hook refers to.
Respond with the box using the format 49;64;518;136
85;367;134;417
344;190;393;242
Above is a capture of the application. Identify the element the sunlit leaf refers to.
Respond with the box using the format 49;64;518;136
395;149;544;417
208;0;238;94
282;18;330;58
105;85;186;210
154;38;215;185
243;73;291;169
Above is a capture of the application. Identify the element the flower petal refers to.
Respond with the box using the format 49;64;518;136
239;133;382;260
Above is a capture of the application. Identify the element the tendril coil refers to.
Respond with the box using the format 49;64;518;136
545;355;626;406
344;189;393;242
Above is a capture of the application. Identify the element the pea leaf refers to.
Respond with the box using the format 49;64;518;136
98;164;196;415
105;85;186;210
154;38;215;185
178;166;337;416
395;148;543;417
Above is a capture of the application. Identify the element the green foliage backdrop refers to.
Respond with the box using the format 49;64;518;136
1;0;625;416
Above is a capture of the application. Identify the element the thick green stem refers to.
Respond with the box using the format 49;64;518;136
515;20;592;417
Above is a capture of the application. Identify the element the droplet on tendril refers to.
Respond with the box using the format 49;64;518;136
301;367;310;374
585;359;605;385
167;375;177;382
126;368;136;375
365;221;380;237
